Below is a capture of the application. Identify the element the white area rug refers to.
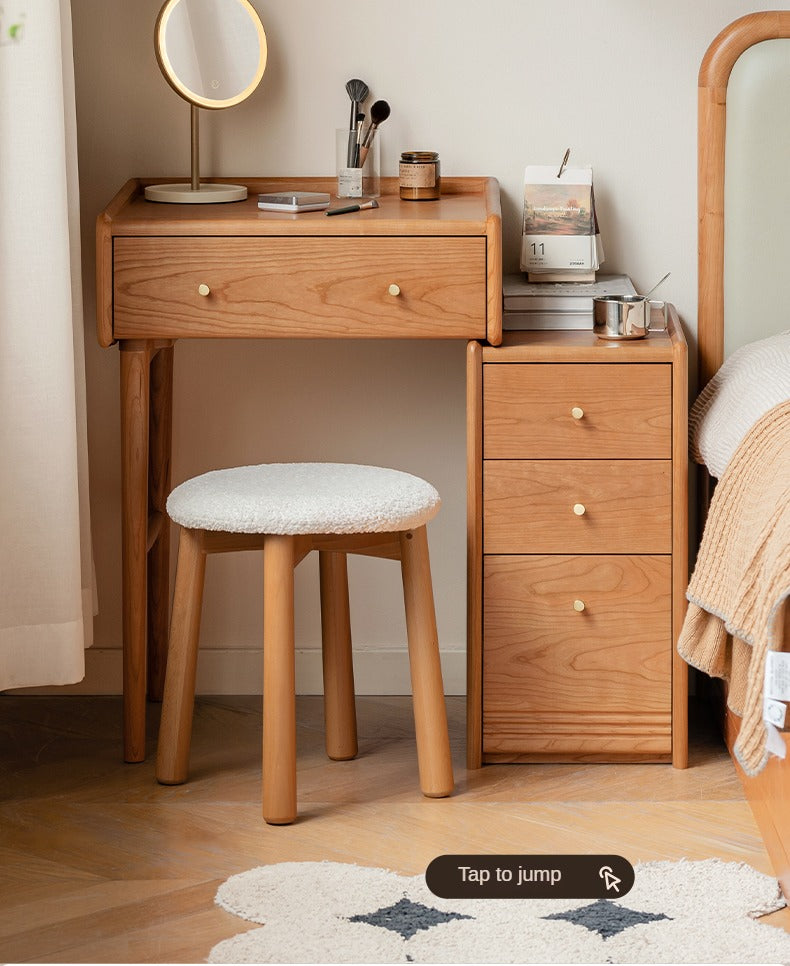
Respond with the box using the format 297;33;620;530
209;858;790;964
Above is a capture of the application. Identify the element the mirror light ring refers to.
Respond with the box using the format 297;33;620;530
154;0;267;110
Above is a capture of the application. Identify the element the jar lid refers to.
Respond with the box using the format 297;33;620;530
400;151;439;162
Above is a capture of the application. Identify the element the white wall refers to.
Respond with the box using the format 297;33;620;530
69;0;790;695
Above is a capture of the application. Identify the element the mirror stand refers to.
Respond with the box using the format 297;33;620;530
144;105;247;204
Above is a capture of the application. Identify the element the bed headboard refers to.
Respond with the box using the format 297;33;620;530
698;11;790;386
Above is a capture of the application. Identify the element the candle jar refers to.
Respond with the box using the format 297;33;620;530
399;151;441;200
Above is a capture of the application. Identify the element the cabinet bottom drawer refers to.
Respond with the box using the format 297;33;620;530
482;554;672;759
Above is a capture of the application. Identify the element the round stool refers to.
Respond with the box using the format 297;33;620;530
156;462;454;824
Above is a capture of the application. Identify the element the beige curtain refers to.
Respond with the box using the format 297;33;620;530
0;0;94;689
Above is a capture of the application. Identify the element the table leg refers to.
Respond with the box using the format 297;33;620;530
120;341;151;762
147;344;174;702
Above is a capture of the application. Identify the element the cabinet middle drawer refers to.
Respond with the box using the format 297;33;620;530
484;459;672;554
483;363;671;459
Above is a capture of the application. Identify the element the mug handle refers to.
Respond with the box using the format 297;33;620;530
647;299;668;332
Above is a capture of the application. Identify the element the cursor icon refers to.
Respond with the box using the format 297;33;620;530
599;865;621;893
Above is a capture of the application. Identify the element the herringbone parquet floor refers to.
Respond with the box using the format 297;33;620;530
0;695;786;962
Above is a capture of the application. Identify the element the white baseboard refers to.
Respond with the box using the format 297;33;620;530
17;645;467;696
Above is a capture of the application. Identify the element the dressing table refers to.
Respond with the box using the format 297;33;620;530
96;175;502;761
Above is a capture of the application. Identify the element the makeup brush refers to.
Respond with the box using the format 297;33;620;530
358;100;390;166
345;78;369;166
326;199;379;216
353;112;365;167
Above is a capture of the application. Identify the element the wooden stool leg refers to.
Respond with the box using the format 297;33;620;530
156;527;206;784
319;551;358;761
262;534;297;825
399;525;454;798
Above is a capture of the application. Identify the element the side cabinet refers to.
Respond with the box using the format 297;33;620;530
467;312;688;767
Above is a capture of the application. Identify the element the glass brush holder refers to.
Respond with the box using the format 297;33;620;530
336;127;380;199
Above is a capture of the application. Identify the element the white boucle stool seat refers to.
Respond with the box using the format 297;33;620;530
157;460;454;825
166;462;441;535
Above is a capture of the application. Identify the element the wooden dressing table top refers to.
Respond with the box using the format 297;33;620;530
96;176;502;347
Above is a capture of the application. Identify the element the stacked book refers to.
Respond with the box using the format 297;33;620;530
503;273;637;330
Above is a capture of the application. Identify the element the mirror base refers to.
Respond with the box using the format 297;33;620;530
144;183;247;204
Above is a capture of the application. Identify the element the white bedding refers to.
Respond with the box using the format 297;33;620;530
690;330;790;478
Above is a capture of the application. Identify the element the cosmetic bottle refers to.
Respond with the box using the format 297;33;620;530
399;151;441;200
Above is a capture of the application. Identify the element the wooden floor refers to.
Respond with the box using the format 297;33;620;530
1;694;787;963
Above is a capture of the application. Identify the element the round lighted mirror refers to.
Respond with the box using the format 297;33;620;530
145;0;267;203
156;0;267;109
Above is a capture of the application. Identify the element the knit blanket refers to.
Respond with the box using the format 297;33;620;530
689;330;790;478
678;399;790;775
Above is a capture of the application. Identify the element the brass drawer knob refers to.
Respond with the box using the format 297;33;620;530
573;503;586;516
388;283;401;297
197;283;210;297
573;599;586;612
571;406;584;420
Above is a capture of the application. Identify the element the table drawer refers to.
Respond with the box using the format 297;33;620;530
482;553;672;757
483;363;671;459
113;236;487;340
484;459;671;554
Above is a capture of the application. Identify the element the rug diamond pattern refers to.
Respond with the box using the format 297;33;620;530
347;896;474;940
543;898;671;939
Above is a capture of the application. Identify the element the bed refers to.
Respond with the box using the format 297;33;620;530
689;10;790;896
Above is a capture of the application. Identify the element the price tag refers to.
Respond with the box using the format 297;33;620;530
337;168;362;198
764;697;787;729
765;721;788;759
765;651;790;701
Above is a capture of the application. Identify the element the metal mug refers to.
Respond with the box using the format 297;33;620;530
593;296;668;340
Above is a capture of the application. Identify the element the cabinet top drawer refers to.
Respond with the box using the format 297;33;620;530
484;363;671;459
113;236;487;340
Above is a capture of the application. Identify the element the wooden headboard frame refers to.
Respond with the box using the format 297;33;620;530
698;10;790;387
698;12;790;896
